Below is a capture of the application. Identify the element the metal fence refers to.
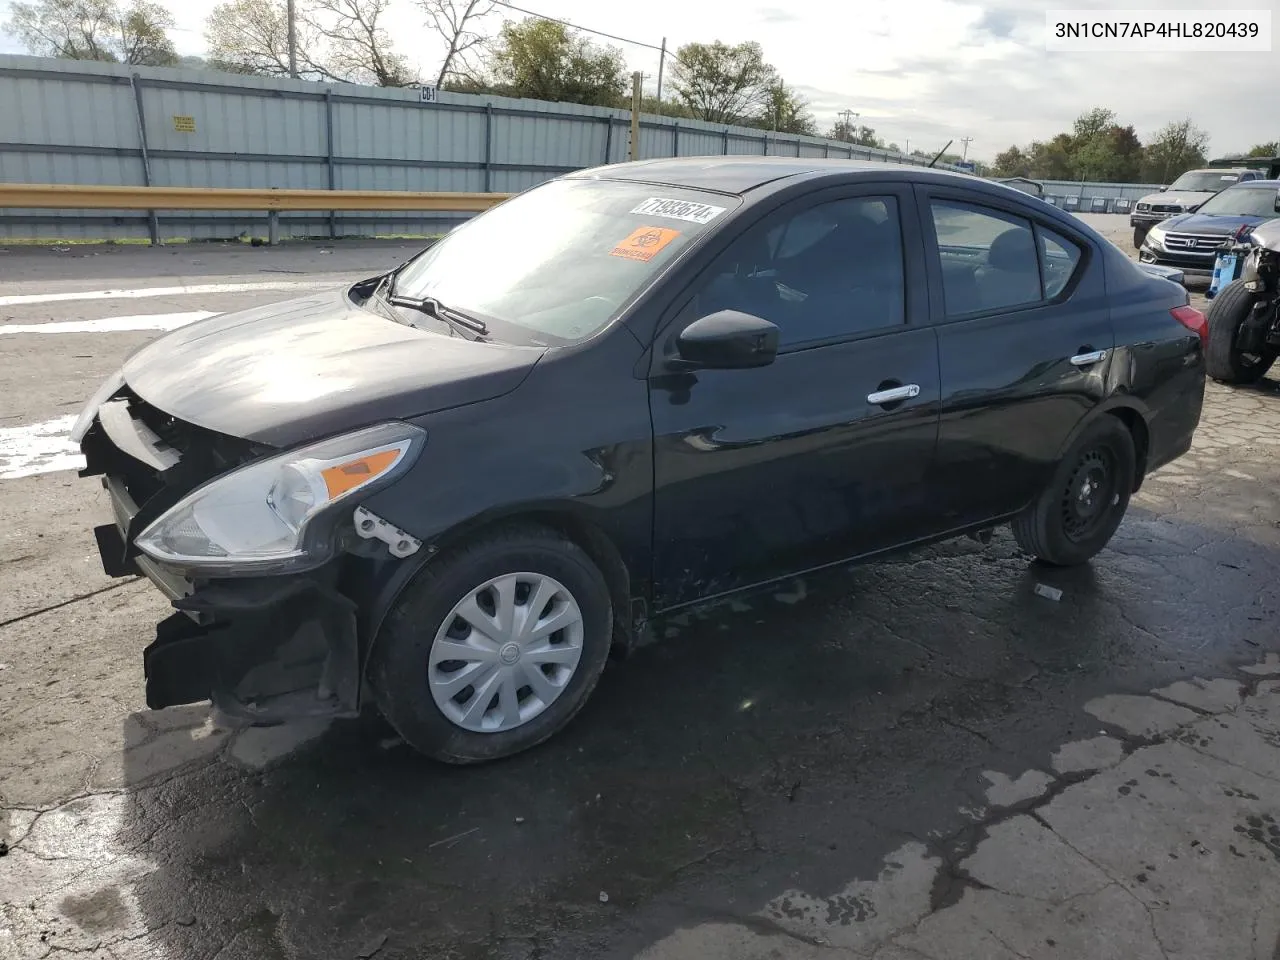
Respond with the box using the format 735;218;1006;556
1037;179;1165;214
0;54;973;242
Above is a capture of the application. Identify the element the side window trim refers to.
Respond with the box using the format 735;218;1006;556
914;184;1093;325
645;182;925;371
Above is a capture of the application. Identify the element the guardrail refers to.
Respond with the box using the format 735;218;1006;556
0;184;512;244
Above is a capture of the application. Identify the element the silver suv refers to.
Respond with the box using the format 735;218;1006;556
1131;167;1265;248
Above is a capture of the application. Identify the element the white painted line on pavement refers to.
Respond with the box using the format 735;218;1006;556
1;310;217;335
0;280;327;307
0;415;82;480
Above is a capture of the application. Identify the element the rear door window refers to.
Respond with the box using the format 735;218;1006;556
929;201;1041;316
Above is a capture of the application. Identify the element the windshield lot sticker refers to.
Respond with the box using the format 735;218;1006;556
630;197;726;224
611;226;681;262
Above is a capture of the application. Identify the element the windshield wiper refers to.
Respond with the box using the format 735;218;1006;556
387;294;489;337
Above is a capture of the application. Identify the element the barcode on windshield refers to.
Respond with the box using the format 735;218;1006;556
630;197;726;225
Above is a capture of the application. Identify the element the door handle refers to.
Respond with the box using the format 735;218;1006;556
866;383;921;405
1070;349;1108;367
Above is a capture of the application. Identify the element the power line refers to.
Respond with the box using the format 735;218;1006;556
488;0;665;52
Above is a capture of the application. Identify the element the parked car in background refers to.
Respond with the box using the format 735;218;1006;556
1131;167;1266;248
73;158;1208;764
1139;179;1280;281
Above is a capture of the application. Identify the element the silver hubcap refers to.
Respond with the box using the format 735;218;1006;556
428;572;585;733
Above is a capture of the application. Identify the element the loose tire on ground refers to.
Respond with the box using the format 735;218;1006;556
1012;416;1136;567
369;524;613;764
1205;279;1277;385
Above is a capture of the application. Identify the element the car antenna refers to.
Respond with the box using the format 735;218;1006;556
928;140;954;168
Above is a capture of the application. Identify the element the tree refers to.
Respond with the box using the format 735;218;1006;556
1247;141;1280;158
7;0;176;64
207;0;313;77
1071;107;1116;145
306;0;413;86
670;40;778;125
992;145;1031;178
116;0;176;66
827;118;883;148
756;83;815;136
417;0;495;88
1026;134;1074;180
206;0;412;86
1142;119;1209;183
485;18;627;107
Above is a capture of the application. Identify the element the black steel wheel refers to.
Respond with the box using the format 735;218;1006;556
1013;416;1136;566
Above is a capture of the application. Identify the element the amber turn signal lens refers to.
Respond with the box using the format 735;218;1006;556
321;449;401;498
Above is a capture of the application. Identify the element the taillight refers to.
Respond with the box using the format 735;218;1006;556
1171;305;1208;349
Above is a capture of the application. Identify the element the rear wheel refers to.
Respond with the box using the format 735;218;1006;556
369;525;613;763
1206;279;1277;384
1012;417;1136;567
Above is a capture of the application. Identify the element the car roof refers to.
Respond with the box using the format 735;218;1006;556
1184;167;1262;174
568;156;981;197
1225;178;1280;188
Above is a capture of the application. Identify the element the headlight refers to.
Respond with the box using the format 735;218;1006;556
1144;225;1166;249
70;370;126;443
134;421;425;575
1136;203;1150;212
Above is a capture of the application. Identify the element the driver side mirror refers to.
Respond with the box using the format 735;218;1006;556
671;310;779;370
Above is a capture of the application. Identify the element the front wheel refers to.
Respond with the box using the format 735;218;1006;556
369;525;613;763
1206;279;1277;384
1133;226;1148;250
1012;417;1136;567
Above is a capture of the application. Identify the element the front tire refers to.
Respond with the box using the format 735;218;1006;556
1132;226;1148;250
369;525;613;764
1012;417;1136;567
1206;279;1277;385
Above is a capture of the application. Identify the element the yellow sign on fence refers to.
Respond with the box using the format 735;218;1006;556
172;115;196;133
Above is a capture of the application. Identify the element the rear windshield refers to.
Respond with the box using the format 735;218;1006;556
1195;184;1280;217
393;179;738;344
1168;171;1242;192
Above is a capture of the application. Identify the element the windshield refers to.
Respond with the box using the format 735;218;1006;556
392;179;738;343
1195;185;1280;217
1168;171;1243;192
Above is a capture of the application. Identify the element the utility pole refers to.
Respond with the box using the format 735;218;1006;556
629;71;642;162
838;108;859;142
286;0;298;78
655;37;666;114
960;136;973;160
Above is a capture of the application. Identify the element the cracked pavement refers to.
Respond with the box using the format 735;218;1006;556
3;231;1280;959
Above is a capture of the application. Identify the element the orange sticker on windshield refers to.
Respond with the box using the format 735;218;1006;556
610;225;681;262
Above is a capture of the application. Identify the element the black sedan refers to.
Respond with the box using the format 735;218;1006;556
75;158;1208;762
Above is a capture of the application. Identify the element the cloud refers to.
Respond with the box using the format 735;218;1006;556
973;7;1020;38
756;7;798;23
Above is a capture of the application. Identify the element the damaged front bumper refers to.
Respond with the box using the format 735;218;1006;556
82;394;374;725
94;514;363;723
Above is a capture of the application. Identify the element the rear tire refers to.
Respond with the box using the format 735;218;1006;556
1012;416;1136;567
369;525;613;764
1133;226;1148;250
1206;279;1277;384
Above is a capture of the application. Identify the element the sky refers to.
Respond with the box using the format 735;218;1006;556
1;0;1277;162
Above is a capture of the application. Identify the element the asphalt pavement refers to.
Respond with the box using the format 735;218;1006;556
3;222;1280;960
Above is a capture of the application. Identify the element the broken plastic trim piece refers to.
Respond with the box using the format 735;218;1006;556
353;506;422;558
